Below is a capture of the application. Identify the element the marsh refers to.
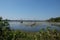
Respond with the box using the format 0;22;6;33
9;21;60;32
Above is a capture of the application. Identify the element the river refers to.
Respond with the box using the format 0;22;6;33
8;22;60;32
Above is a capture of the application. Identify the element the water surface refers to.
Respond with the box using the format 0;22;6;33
9;22;60;32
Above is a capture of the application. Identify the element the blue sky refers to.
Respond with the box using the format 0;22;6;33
0;0;60;20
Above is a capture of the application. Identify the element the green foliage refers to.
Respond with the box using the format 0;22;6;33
0;17;60;40
0;17;10;40
48;17;60;22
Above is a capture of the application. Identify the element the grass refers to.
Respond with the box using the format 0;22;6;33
1;28;60;40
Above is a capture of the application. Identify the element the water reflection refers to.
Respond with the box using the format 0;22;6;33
9;22;60;32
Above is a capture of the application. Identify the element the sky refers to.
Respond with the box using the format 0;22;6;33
0;0;60;20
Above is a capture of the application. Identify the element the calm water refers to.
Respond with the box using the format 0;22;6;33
9;22;60;32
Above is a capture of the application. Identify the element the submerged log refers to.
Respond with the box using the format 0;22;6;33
30;23;36;26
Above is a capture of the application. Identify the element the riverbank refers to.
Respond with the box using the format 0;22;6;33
2;28;60;40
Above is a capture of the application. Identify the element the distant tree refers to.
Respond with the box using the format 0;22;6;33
0;17;2;21
47;17;60;22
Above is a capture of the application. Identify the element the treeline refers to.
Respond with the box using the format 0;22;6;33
47;17;60;22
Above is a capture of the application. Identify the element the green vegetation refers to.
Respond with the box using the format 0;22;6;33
47;17;60;22
0;17;60;40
